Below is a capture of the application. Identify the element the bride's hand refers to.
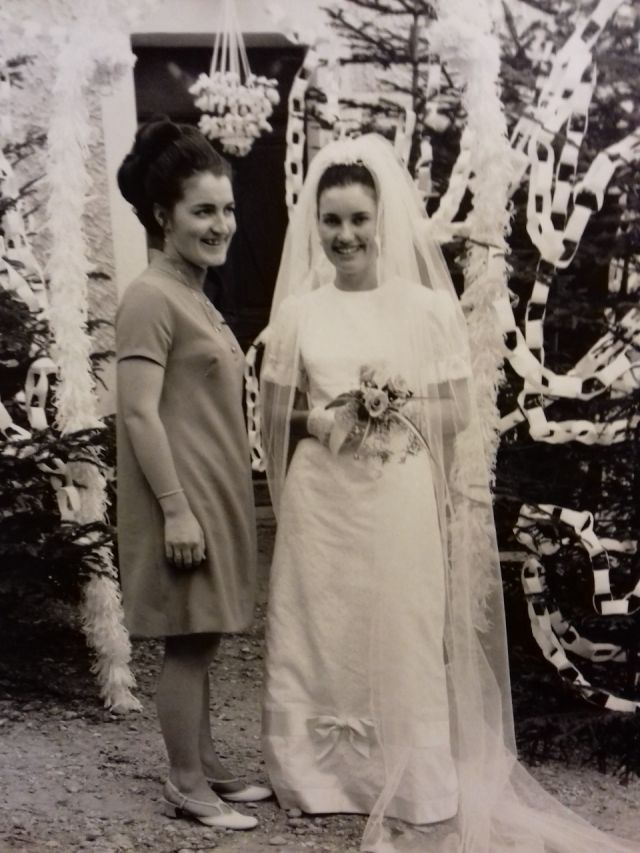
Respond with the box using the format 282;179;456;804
307;406;336;445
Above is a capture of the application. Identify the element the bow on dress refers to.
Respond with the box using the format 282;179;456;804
309;715;376;761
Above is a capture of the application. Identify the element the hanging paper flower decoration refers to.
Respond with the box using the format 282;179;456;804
189;0;280;157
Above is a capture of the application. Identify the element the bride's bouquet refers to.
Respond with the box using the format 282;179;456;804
326;365;430;464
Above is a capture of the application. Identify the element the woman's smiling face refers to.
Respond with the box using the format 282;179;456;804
317;182;378;280
161;170;236;269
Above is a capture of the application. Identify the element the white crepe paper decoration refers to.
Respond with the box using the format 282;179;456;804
423;0;515;631
42;2;144;712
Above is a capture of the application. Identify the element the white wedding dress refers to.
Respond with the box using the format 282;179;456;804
261;135;640;853
262;282;468;823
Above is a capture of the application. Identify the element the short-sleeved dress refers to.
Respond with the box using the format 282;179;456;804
116;251;256;638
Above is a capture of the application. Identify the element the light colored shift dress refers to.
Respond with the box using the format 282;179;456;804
263;283;469;824
116;251;256;638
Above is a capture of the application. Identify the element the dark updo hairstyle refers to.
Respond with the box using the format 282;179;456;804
117;117;232;239
316;161;377;207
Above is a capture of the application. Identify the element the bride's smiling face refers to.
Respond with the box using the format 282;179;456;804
317;182;378;278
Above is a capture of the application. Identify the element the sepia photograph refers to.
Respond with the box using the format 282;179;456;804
0;1;639;851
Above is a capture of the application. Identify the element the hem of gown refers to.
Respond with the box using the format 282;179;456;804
273;785;459;825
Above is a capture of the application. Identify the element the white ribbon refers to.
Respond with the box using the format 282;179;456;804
309;715;375;761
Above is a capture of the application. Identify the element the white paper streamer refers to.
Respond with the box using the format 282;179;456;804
429;0;513;629
43;3;140;712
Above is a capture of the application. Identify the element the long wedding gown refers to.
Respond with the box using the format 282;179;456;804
262;281;467;823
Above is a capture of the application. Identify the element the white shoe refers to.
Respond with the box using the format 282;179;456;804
207;777;273;803
162;779;258;830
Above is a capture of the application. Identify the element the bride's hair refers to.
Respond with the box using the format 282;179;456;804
316;161;377;206
117;116;231;238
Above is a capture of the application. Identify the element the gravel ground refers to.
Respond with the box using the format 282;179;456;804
1;510;639;852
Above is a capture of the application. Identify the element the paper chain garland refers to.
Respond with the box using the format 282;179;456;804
284;46;319;212
515;503;640;713
494;295;640;444
503;1;640;710
497;0;640;446
244;328;269;473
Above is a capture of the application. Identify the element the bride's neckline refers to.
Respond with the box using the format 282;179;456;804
331;281;380;294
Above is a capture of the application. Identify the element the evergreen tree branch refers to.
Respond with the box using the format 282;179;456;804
501;1;526;60
514;0;556;15
327;11;411;59
327;0;429;15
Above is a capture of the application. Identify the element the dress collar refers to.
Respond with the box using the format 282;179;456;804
149;250;205;292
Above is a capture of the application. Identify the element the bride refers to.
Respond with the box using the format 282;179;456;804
259;134;637;853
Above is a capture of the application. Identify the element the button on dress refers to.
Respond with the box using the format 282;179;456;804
116;252;256;637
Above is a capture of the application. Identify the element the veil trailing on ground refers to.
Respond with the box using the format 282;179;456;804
260;135;637;853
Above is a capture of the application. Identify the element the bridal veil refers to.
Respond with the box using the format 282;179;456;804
260;134;637;853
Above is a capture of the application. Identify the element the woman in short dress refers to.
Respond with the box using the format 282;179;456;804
116;118;269;830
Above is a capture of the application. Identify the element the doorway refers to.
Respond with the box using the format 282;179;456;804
132;33;305;349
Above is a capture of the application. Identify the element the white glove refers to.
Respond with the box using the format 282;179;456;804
306;406;335;446
308;405;359;456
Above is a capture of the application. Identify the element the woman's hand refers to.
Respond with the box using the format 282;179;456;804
161;496;206;570
306;406;336;445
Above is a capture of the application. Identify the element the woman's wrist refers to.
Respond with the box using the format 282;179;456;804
307;406;335;445
157;488;189;518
